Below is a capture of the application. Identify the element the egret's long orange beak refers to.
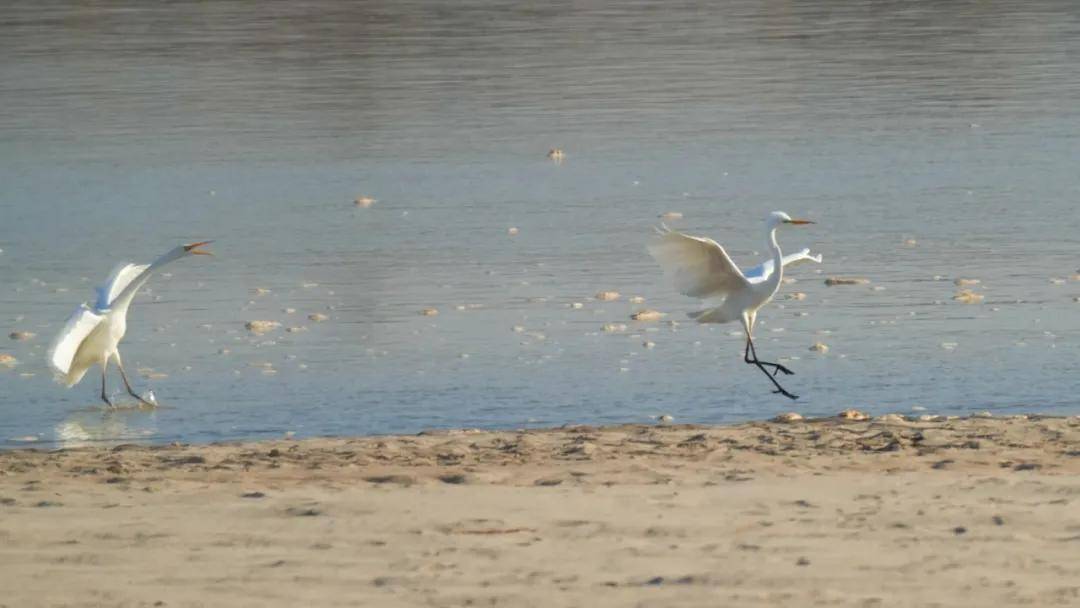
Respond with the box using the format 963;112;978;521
787;219;815;225
184;240;214;255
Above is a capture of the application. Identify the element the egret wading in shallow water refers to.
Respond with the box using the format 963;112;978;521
47;242;214;407
648;212;818;399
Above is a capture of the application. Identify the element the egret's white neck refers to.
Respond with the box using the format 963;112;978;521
764;225;784;292
109;251;182;314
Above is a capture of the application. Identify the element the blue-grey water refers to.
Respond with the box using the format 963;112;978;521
2;0;1079;448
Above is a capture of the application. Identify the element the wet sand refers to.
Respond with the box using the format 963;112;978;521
2;415;1080;607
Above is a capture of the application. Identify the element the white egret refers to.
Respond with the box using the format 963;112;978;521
47;241;213;406
648;212;817;399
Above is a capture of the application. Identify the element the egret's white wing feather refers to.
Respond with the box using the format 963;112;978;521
95;263;150;311
47;304;105;382
647;225;749;299
744;248;823;285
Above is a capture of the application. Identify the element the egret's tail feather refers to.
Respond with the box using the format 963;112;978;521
688;307;740;324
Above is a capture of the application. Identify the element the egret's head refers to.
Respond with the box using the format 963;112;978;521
767;211;814;228
183;241;214;256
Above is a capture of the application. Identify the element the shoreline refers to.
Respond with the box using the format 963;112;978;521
3;415;1079;606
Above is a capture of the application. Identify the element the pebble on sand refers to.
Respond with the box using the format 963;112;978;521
0;353;16;366
954;278;980;287
595;291;620;301
825;277;871;286
602;323;628;333
772;412;804;423
660;212;683;221
809;342;829;353
877;413;907;423
656;414;674;425
953;290;984;304
838;409;869;421
547;148;565;161
8;331;35;341
244;320;281;335
354;196;376;208
421;308;439;317
308;313;329;322
630;309;665;322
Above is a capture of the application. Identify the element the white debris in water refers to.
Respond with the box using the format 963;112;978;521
354;196;376;208
245;320;281;334
595;291;620;301
809;342;828;353
570;302;584;309
507;227;519;236
421;308;439;317
602;323;628;333
308;313;329;322
954;278;980;286
660;211;683;221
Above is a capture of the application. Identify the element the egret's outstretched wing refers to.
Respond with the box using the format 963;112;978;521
95;263;150;311
47;303;104;382
744;248;823;285
647;224;749;299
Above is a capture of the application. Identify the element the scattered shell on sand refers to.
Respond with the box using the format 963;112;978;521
809;342;829;353
308;313;329;322
877;413;907;423
772;412;804;423
954;278;980;287
825;277;870;286
244;320;281;334
628;296;646;304
354;196;376;208
421;308;439;317
787;292;807;301
630;309;665;322
953;290;984;304
917;414;945;422
283;308;296;314
570;302;584;309
660;211;683;221
1049;278;1066;285
547;148;565;161
507;227;519;236
838;409;869;421
8;331;35;341
286;326;307;333
0;353;16;366
643;341;656;349
602;323;628;333
253;288;271;296
903;239;918;247
595;291;620;301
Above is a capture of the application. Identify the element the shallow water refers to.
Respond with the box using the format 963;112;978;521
2;0;1079;448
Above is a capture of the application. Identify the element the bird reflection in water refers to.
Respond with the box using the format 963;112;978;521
54;406;158;448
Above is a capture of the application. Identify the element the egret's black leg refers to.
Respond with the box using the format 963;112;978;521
115;353;157;407
745;337;799;400
100;362;113;407
745;338;794;376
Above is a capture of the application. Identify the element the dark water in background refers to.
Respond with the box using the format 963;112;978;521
2;0;1079;447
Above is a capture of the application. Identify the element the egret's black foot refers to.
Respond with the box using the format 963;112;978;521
772;388;799;400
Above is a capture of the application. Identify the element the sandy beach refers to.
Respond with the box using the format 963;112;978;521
2;414;1079;607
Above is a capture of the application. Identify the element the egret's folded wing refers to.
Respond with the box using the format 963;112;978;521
48;304;104;379
647;226;749;298
95;263;150;311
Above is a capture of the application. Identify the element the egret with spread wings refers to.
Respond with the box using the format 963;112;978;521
648;212;817;399
47;241;213;407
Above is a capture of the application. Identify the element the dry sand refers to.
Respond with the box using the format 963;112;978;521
2;415;1080;607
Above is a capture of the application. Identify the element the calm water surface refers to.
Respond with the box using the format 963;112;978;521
2;0;1079;447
